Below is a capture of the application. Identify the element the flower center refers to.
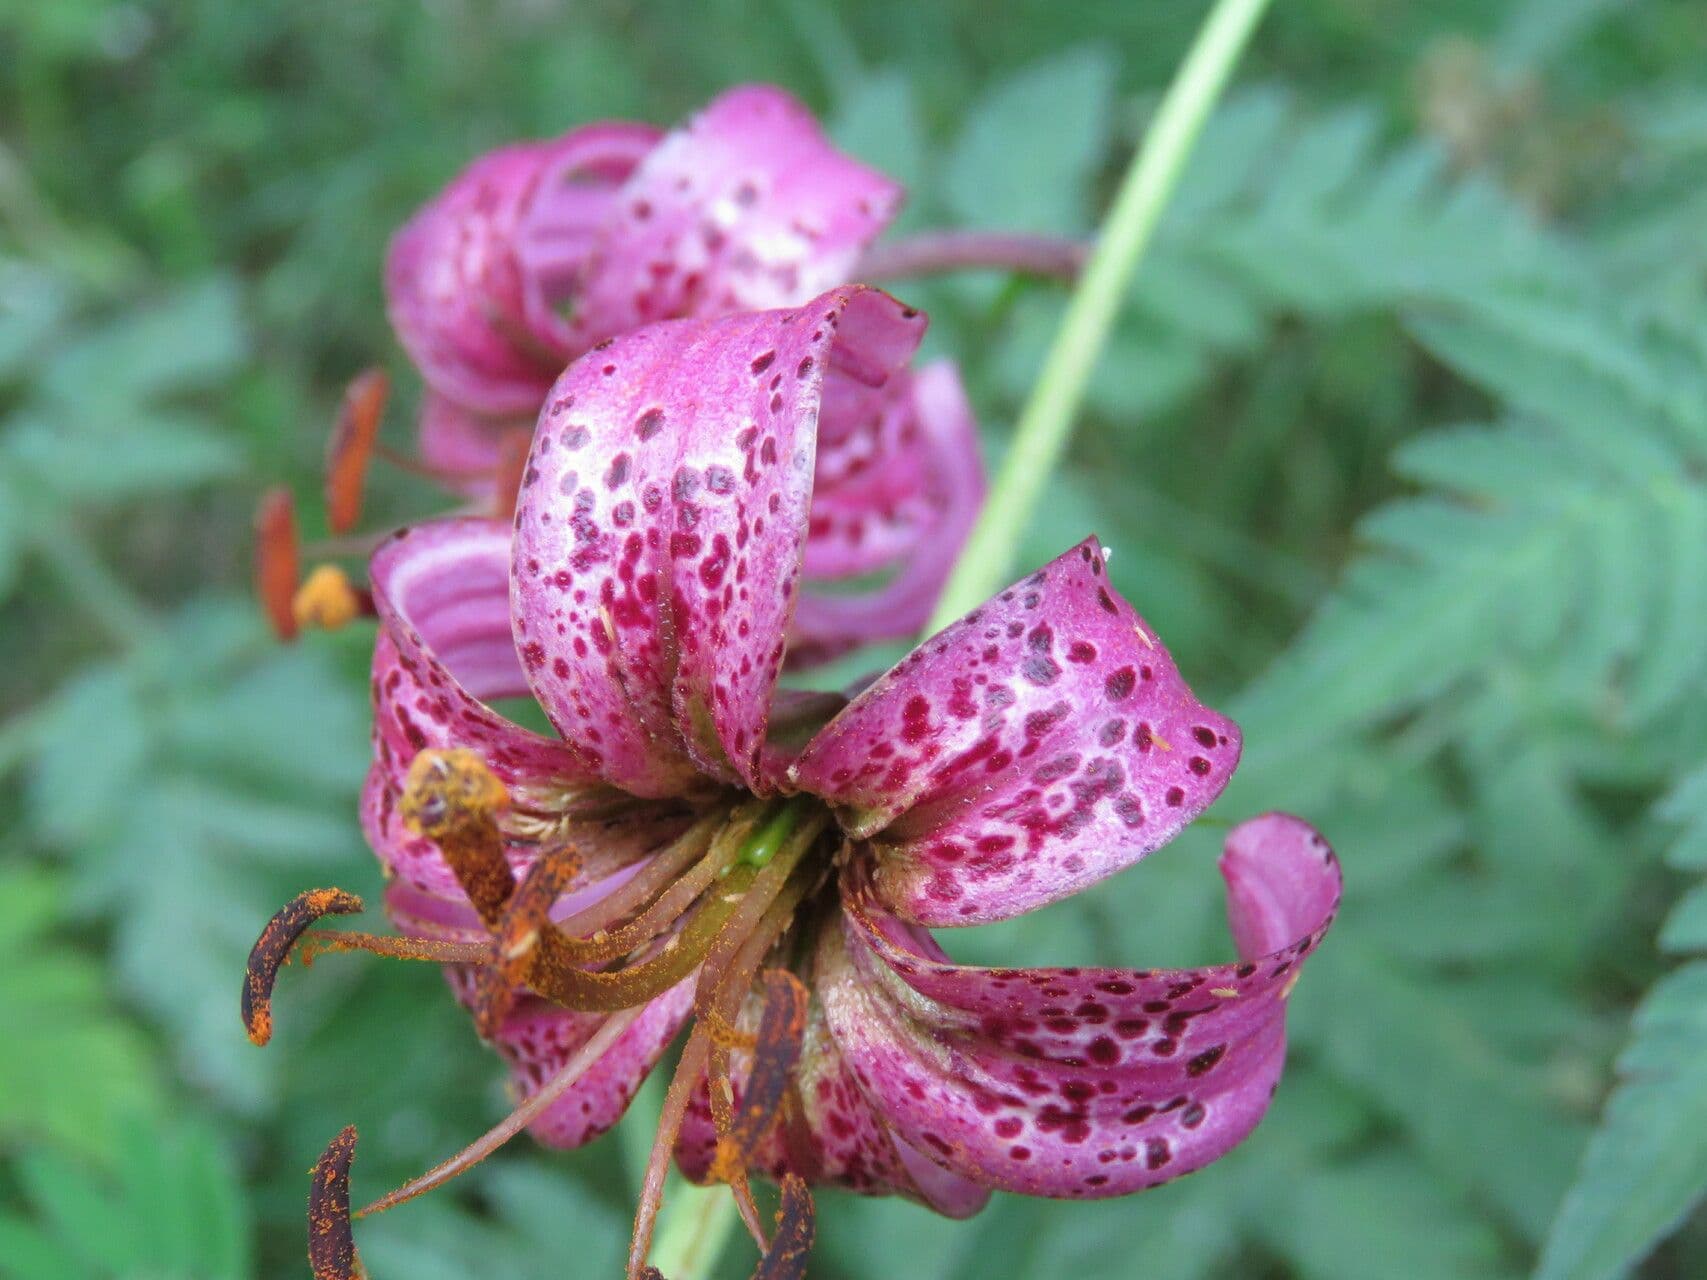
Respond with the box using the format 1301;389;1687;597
243;749;837;1278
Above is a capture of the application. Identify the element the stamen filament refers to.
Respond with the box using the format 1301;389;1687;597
357;1002;648;1218
628;1026;713;1280
372;440;489;485
632;861;818;1277
295;930;491;966
521;861;760;1012
858;229;1088;282
694;817;827;1016
698;877;819;1252
549;808;749;966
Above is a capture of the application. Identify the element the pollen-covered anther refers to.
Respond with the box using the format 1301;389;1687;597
308;1126;364;1280
292;564;369;632
398;748;510;839
243;888;364;1046
754;1174;816;1280
709;969;809;1186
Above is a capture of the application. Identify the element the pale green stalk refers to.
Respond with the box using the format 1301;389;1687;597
646;1179;742;1280
926;0;1274;630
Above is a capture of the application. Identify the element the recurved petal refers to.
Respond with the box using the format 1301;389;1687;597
386;125;658;415
511;287;926;796
818;817;1341;1198
791;539;1239;925
791;361;985;666
674;983;989;1217
568;85;902;348
369;517;598;787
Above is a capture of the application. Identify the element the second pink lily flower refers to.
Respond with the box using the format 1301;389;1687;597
386;85;981;661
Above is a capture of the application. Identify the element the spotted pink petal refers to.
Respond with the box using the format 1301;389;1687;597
386;124;660;415
816;815;1341;1198
791;539;1240;925
791;360;986;666
510;287;926;797
488;982;694;1150
674;989;989;1217
565;85;902;349
386;882;693;1152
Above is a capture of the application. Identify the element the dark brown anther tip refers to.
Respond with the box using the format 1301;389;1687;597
711;970;809;1184
309;1125;362;1280
244;888;364;1046
752;1175;815;1280
325;368;390;535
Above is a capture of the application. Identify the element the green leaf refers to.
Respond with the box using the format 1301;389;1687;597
0;470;20;605
4;411;244;498
1536;963;1707;1280
1258;1152;1516;1280
1237;297;1707;767
40;276;249;408
829;70;931;230
944;47;1117;235
0;259;73;382
358;1160;626;1280
23;599;369;1110
0;1115;251;1280
0;868;163;1163
1297;943;1586;1240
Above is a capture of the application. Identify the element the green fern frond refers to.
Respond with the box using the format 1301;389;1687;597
1534;962;1707;1280
1236;295;1707;765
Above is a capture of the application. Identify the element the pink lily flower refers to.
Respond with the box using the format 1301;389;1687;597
381;85;982;661
250;286;1337;1278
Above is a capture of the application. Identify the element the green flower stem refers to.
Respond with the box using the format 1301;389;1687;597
640;4;1273;1272
925;0;1274;632
624;1046;742;1280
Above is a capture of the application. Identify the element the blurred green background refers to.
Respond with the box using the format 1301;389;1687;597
5;1;1707;1276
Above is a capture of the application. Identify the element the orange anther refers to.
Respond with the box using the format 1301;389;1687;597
325;368;389;534
254;486;301;641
